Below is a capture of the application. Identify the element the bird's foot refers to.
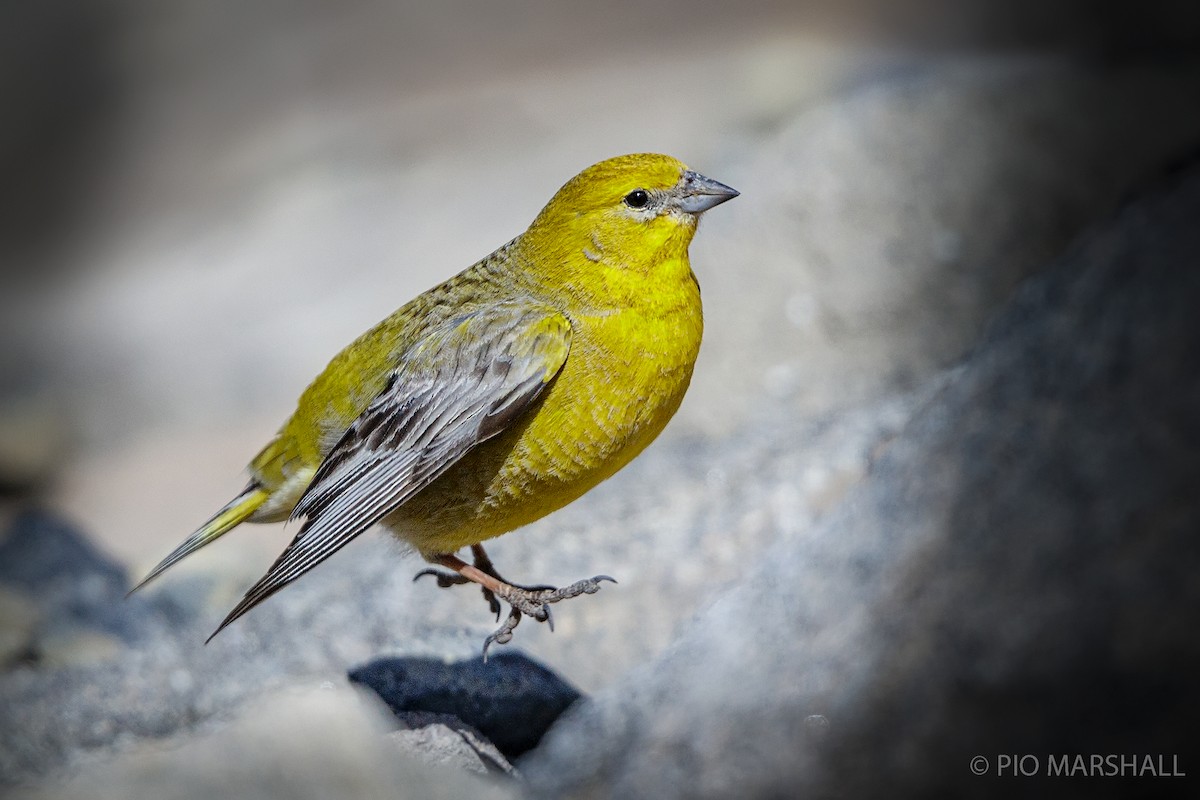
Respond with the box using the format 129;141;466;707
494;575;617;623
414;543;559;620
415;547;616;659
412;568;471;588
482;607;522;659
480;575;616;660
415;566;505;618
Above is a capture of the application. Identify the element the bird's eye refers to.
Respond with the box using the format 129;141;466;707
624;189;650;209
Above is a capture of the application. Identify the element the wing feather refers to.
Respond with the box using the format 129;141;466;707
208;301;572;639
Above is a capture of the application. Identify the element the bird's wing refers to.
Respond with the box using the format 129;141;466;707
209;301;572;638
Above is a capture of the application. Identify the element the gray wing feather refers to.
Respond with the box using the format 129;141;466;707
208;302;572;639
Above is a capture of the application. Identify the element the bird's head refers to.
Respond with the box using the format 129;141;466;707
521;154;738;301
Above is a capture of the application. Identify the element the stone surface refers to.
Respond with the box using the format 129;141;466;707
0;588;38;667
350;652;581;759
19;685;516;800
522;156;1200;798
0;511;126;596
697;58;1200;430
0;511;165;666
0;521;488;786
388;713;514;775
0;381;909;788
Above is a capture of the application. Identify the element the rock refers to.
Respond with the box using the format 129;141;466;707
693;57;1200;433
0;530;487;787
20;684;516;800
0;510;172;657
388;713;513;775
0;587;38;666
522;158;1200;797
0;388;908;786
32;628;123;669
0;510;126;595
349;651;581;759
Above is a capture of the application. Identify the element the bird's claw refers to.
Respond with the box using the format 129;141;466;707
501;574;615;603
414;568;503;619
413;568;471;588
482;607;522;662
416;561;616;657
484;587;501;620
483;575;617;651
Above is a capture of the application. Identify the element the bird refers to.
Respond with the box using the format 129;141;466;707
130;153;738;654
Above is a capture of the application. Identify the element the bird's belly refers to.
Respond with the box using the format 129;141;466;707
386;308;700;555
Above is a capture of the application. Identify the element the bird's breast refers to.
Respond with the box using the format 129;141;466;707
497;292;702;498
392;276;703;553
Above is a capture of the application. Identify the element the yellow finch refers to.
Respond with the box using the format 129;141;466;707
132;153;738;652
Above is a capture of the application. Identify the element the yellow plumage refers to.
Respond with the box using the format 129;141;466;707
133;153;737;650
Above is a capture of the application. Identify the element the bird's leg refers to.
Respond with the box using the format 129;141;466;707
463;544;505;617
469;543;560;591
413;544;511;618
415;544;563;619
417;550;616;656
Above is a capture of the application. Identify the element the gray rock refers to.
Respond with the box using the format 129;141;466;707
0;511;126;596
18;684;515;800
693;57;1200;433
0;385;909;787
0;505;480;785
388;713;514;775
0;510;199;660
522;157;1200;797
0;588;38;667
350;651;581;759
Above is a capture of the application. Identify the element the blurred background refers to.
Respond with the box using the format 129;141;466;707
2;0;1199;795
2;0;1196;569
4;0;853;567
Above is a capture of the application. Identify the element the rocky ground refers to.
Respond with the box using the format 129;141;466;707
3;4;1200;799
525;140;1200;800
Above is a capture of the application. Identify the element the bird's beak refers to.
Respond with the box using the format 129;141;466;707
676;170;739;214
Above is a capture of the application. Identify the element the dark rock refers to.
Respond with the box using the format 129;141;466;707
349;651;581;759
0;510;159;647
0;510;126;594
522;158;1200;798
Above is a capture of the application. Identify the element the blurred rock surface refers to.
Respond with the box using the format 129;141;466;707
698;58;1200;427
0;588;39;667
0;511;147;662
522;155;1200;798
19;685;515;800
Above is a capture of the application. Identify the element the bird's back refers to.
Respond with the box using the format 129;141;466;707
244;248;520;521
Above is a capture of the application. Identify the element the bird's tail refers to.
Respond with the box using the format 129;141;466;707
128;484;269;594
